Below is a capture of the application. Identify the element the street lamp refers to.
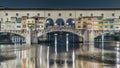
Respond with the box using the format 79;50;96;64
46;21;49;28
72;20;75;28
46;21;49;23
72;20;75;23
66;22;69;26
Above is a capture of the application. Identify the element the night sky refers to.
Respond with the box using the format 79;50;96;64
0;0;120;8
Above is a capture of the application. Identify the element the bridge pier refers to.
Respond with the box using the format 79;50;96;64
83;30;95;52
31;31;38;44
88;30;95;52
83;31;89;44
25;30;31;45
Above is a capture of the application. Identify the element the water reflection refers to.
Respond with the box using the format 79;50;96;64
0;42;118;68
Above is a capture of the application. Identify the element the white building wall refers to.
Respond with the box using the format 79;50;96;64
0;10;45;21
115;10;120;18
45;10;76;25
0;10;120;21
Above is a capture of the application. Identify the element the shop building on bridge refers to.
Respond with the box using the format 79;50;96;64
0;8;120;31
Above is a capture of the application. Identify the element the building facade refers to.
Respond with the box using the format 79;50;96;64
0;8;120;31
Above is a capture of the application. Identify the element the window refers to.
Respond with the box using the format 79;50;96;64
101;13;104;17
105;26;108;28
110;25;113;28
91;13;93;16
112;13;115;16
37;13;40;16
99;22;103;24
27;13;29;16
78;26;81;28
99;26;102;28
80;14;82;16
69;13;72;16
58;13;61;16
32;21;34;23
17;26;21;28
5;13;8;16
16;13;19;16
48;13;51;16
104;21;108;24
23;25;26;28
110;21;114;23
88;18;91;20
78;17;81;20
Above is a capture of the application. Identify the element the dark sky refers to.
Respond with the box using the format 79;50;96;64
0;0;120;8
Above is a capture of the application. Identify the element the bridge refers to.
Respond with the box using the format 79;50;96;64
0;26;118;46
0;30;31;45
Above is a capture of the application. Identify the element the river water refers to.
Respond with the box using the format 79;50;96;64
0;42;119;68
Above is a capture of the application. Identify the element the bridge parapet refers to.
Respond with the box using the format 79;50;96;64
92;30;116;38
0;30;30;37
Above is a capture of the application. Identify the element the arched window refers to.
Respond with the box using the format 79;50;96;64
66;18;75;27
46;18;54;27
56;18;64;26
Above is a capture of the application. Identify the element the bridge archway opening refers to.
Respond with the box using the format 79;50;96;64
46;18;54;27
66;18;75;28
94;33;118;51
0;32;26;44
38;31;83;52
55;18;64;26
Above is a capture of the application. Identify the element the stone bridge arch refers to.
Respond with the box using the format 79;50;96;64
37;28;85;42
93;30;114;39
0;30;31;45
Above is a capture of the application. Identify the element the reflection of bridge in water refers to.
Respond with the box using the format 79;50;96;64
0;42;119;68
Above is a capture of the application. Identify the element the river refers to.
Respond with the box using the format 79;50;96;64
0;42;119;68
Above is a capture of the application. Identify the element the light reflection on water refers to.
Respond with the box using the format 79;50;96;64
0;42;119;68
